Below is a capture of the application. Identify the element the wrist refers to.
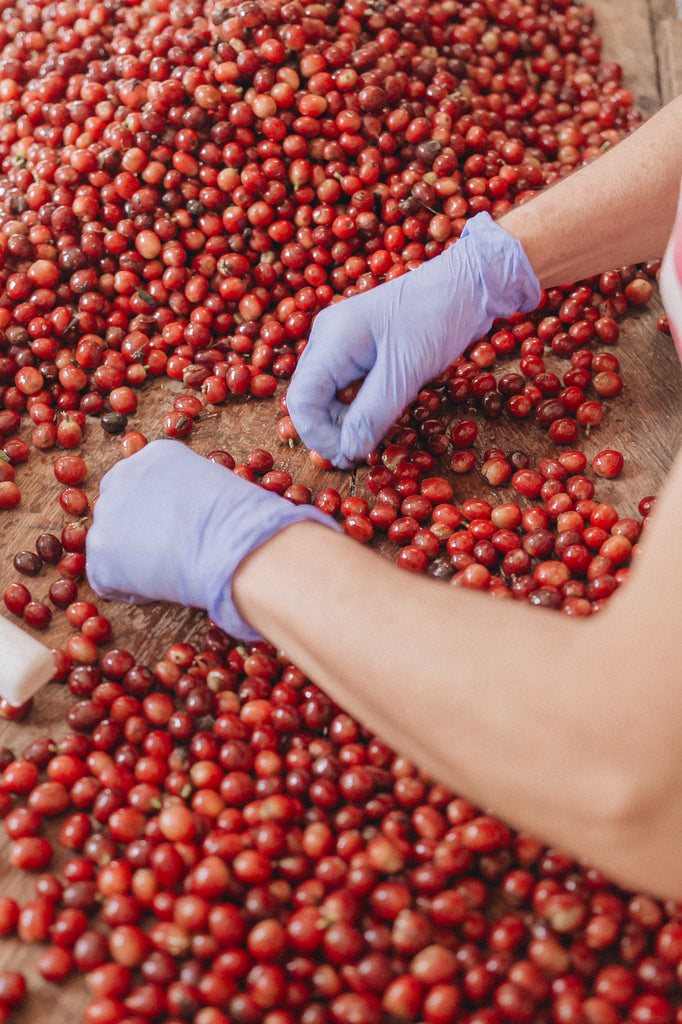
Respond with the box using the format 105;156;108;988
461;212;542;317
232;520;338;642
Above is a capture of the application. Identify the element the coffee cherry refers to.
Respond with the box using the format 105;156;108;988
592;450;625;479
101;412;128;435
0;9;662;1024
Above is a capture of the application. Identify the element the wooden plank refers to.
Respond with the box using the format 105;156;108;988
647;0;682;104
591;0;661;114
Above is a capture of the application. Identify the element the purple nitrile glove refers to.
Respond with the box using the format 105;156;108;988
86;439;339;641
287;211;542;469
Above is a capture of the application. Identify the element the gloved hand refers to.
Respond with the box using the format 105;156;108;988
86;439;338;641
287;212;542;469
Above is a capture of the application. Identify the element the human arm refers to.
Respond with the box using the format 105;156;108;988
232;448;682;901
287;94;682;468
499;92;682;286
85;439;340;643
287;212;541;468
87;436;682;900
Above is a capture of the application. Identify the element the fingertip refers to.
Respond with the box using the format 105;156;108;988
284;394;350;469
340;405;389;466
306;425;349;470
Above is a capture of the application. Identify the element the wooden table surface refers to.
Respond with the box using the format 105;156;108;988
0;1;681;1020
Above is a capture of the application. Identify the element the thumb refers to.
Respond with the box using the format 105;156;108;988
339;353;416;463
287;363;352;468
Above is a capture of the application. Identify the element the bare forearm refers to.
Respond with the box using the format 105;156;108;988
233;503;682;898
500;94;682;286
236;526;578;806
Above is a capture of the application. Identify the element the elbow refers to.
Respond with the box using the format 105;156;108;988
562;625;682;900
585;747;682;901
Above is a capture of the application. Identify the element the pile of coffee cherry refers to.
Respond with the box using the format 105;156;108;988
0;0;679;1021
